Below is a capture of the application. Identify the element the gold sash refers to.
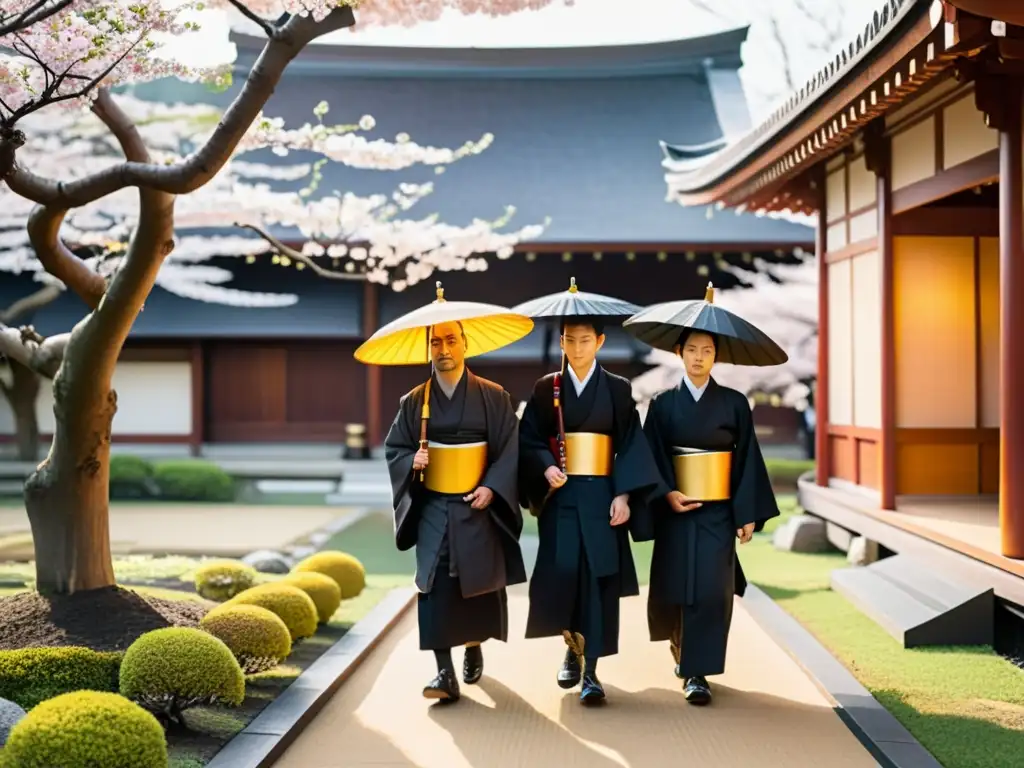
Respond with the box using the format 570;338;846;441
424;441;487;495
671;448;732;501
564;432;614;477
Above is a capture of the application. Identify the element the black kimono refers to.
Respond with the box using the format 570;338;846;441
642;378;779;677
519;366;660;657
385;369;527;650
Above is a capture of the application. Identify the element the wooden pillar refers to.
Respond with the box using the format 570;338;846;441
814;164;830;486
997;81;1024;558
362;280;382;448
189;342;204;457
866;121;897;511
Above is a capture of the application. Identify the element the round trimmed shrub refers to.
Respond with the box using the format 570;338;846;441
293;551;366;599
0;647;121;710
225;584;318;642
109;455;156;499
193;560;257;602
152;459;235;501
281;571;342;623
2;690;167;767
200;605;292;674
119;628;245;724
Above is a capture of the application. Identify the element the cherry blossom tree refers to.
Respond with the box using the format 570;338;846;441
631;255;817;421
0;0;569;596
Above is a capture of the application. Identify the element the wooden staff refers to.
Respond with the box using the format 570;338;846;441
552;349;568;473
418;326;432;482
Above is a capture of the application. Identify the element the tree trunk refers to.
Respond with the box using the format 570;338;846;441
8;361;41;462
24;343;116;595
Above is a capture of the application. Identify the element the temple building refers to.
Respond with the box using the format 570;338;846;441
662;0;1024;654
0;27;811;451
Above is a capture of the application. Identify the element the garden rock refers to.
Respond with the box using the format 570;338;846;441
0;697;27;745
847;536;879;566
773;515;830;553
826;522;855;553
241;550;292;574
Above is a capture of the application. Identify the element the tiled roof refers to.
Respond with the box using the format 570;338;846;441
663;0;933;197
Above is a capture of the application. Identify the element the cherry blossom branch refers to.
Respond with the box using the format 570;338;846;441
236;223;366;281
225;0;277;38
4;7;357;205
0;0;75;37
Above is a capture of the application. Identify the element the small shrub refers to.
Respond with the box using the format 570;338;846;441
109;455;156;500
200;605;292;674
0;647;121;710
293;551;366;599
193;560;257;602
281;571;342;623
119;628;245;725
2;690;167;768
225;583;318;642
152;460;235;502
765;458;815;490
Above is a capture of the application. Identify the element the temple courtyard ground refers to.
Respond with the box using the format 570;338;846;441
272;584;877;768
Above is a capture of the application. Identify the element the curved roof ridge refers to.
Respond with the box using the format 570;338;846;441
229;26;752;78
662;0;934;191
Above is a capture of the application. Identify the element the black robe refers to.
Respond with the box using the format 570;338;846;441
385;369;526;650
519;366;661;657
642;378;779;677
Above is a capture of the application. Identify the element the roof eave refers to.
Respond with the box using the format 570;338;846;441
666;0;944;205
229;26;751;78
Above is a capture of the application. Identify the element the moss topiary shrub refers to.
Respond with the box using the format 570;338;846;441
2;690;167;768
199;605;292;674
280;571;342;624
225;583;318;642
193;560;258;602
0;647;121;710
293;551;366;599
119;627;245;725
109;455;156;500
152;460;235;502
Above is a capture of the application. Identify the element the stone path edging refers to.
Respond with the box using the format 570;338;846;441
206;585;417;768
742;584;944;768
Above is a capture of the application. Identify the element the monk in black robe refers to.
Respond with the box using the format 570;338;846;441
642;329;779;705
519;320;660;704
385;320;526;703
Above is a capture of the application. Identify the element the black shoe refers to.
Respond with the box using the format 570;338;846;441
557;646;582;689
423;669;460;702
683;675;711;706
463;645;483;685
580;673;606;705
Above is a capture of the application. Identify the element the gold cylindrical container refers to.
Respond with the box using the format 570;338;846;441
671;449;732;501
564;432;614;476
424;441;488;495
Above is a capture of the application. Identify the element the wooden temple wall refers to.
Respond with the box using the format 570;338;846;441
819;76;1004;496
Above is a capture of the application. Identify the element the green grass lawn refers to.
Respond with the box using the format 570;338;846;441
740;498;1024;768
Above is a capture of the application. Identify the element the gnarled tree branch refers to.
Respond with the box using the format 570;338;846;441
0;326;68;379
237;223;366;281
0;0;75;36
4;7;356;207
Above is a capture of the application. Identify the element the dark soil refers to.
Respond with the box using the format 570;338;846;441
0;586;214;651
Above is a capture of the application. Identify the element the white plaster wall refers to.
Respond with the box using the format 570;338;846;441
891;117;936;191
851;250;883;428
828;259;854;426
0;361;192;436
943;94;998;170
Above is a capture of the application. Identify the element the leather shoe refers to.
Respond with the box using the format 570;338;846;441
463;645;483;685
684;675;711;706
557;646;582;689
423;668;460;703
580;673;606;705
